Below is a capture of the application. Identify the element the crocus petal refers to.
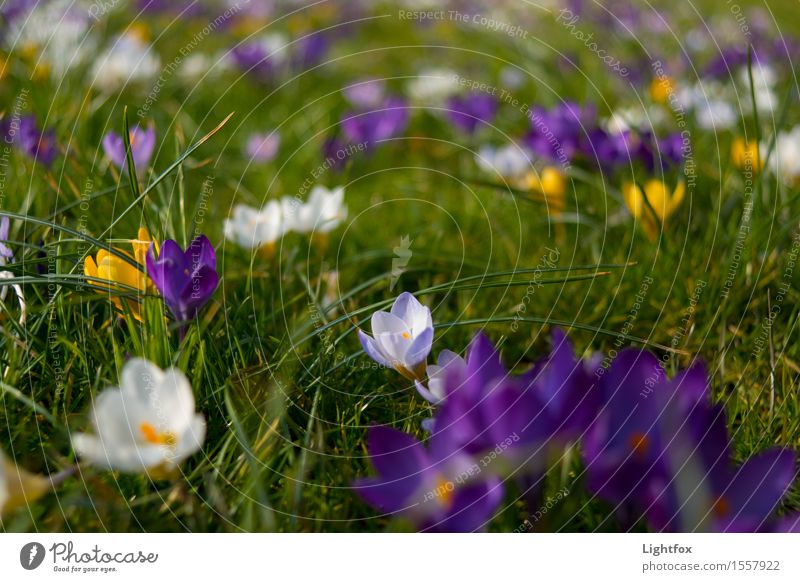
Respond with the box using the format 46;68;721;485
358;330;393;369
371;311;410;336
404;326;433;368
725;448;797;524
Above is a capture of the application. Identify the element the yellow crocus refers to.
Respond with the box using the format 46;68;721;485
84;228;158;320
1;452;52;518
524;166;567;215
649;76;675;105
623;180;685;240
731;137;762;172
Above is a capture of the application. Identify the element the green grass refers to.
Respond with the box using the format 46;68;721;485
1;0;799;532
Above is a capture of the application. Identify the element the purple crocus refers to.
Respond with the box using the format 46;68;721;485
432;330;599;478
7;116;58;166
526;102;597;164
230;34;287;81
354;426;504;532
293;31;328;70
146;235;218;323
341;97;409;149
446;93;497;134
584;350;798;532
102;125;156;172
245;131;280;163
344;79;386;109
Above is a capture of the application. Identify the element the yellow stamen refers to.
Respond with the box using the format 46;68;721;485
435;476;455;509
402;331;411;340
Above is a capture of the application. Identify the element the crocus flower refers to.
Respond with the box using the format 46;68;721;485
406;68;460;106
72;358;206;475
358;292;433;381
84;228;157;321
526;102;597;164
102;125;156;172
293;31;328;70
475;144;532;180
524;166;567;215
0;217;25;323
341;97;409;149
585;351;799;532
446;93;497;134
146;235;218;323
415;350;466;405
766;126;800;184
245;131;280;163
0;216;13;263
731;137;762;172
224;201;289;251
649;75;676;104
2;0;93;77
11;116;57;166
344;78;386;108
0;449;52;517
622;179;685;239
230;33;289;80
353;426;504;532
291;185;347;234
432;331;599;478
91;32;160;93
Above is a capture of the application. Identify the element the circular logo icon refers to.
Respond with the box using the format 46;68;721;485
20;542;46;570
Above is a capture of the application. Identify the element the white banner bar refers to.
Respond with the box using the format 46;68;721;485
0;534;797;580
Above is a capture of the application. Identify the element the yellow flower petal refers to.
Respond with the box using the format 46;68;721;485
622;182;643;219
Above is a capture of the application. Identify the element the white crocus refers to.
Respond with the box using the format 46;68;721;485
475;144;533;180
91;32;161;93
224;200;289;250
1;218;26;325
4;0;93;77
292;186;347;234
766;126;800;183
72;359;205;475
407;68;460;106
414;350;466;404
738;65;778;115
358;292;434;381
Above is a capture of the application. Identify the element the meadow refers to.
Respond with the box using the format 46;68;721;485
1;0;800;532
